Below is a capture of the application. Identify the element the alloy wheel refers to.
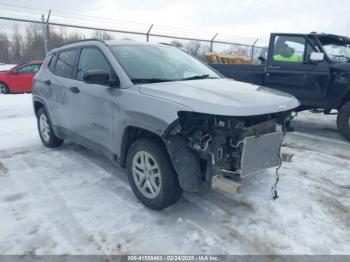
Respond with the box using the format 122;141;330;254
132;151;162;199
39;114;51;142
0;84;7;94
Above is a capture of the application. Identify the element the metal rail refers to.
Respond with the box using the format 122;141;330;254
0;15;265;50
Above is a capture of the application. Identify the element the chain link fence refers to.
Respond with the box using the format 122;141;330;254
0;14;267;65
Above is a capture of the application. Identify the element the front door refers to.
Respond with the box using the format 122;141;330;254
67;46;118;155
11;63;41;92
265;34;330;105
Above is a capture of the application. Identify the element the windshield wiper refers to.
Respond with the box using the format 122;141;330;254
181;74;218;81
130;78;176;84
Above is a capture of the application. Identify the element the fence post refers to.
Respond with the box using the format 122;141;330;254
146;24;153;42
41;15;48;54
210;33;218;52
46;10;51;51
251;38;258;61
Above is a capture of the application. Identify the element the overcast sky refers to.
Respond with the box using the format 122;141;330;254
1;0;350;45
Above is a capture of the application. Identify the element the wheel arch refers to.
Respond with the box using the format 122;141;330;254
339;91;350;109
33;100;44;117
119;125;168;168
119;122;203;193
32;97;58;135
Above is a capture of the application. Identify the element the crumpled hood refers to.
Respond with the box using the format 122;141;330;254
139;78;299;116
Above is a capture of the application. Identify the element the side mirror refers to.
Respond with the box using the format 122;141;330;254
258;54;267;63
83;69;119;87
309;52;324;62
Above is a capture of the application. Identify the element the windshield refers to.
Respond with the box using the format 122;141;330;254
109;44;220;84
319;36;350;62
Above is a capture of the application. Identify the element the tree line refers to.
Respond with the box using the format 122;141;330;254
0;23;210;65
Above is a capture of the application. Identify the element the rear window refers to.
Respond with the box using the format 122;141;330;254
48;54;56;73
54;49;77;78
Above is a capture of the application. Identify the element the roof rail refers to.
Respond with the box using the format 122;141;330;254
57;38;106;48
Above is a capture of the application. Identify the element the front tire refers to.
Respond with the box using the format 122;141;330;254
0;82;9;94
126;139;182;210
337;101;350;141
37;107;64;148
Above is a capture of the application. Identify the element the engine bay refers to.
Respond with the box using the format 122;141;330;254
164;111;292;192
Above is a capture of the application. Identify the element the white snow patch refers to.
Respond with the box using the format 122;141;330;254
0;94;349;255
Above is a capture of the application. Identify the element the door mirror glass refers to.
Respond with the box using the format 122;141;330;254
83;69;118;87
310;52;324;62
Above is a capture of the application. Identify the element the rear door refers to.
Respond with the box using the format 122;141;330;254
265;34;330;105
11;63;41;92
45;48;78;132
67;46;118;155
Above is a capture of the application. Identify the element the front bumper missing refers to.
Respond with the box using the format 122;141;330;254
213;131;283;195
240;131;283;177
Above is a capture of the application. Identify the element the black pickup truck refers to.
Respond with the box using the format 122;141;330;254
210;33;350;141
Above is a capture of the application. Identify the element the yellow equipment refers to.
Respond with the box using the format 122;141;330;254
206;52;252;64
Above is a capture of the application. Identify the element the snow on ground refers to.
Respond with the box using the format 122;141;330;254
0;94;349;255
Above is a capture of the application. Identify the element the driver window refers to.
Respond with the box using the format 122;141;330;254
77;47;112;81
273;36;306;63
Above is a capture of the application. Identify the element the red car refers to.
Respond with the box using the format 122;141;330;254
0;61;43;94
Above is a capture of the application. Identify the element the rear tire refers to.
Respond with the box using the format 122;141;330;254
337;101;350;141
126;138;182;210
0;82;9;94
37;107;64;148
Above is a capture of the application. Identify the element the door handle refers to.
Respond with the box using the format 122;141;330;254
69;86;80;94
43;80;51;85
267;65;280;70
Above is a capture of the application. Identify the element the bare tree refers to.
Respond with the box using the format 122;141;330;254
49;29;65;49
93;30;113;40
0;33;10;63
21;24;46;62
169;40;183;48
186;40;202;58
10;25;22;64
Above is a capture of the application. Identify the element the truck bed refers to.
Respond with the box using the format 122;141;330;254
209;64;265;86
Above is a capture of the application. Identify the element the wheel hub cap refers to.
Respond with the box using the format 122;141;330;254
39;114;50;142
132;151;161;199
0;84;6;94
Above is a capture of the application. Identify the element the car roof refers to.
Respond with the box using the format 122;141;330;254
273;32;350;41
28;60;43;64
49;39;167;54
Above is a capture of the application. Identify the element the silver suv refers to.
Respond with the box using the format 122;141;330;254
32;39;299;209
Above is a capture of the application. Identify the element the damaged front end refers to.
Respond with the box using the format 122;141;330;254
163;111;292;193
